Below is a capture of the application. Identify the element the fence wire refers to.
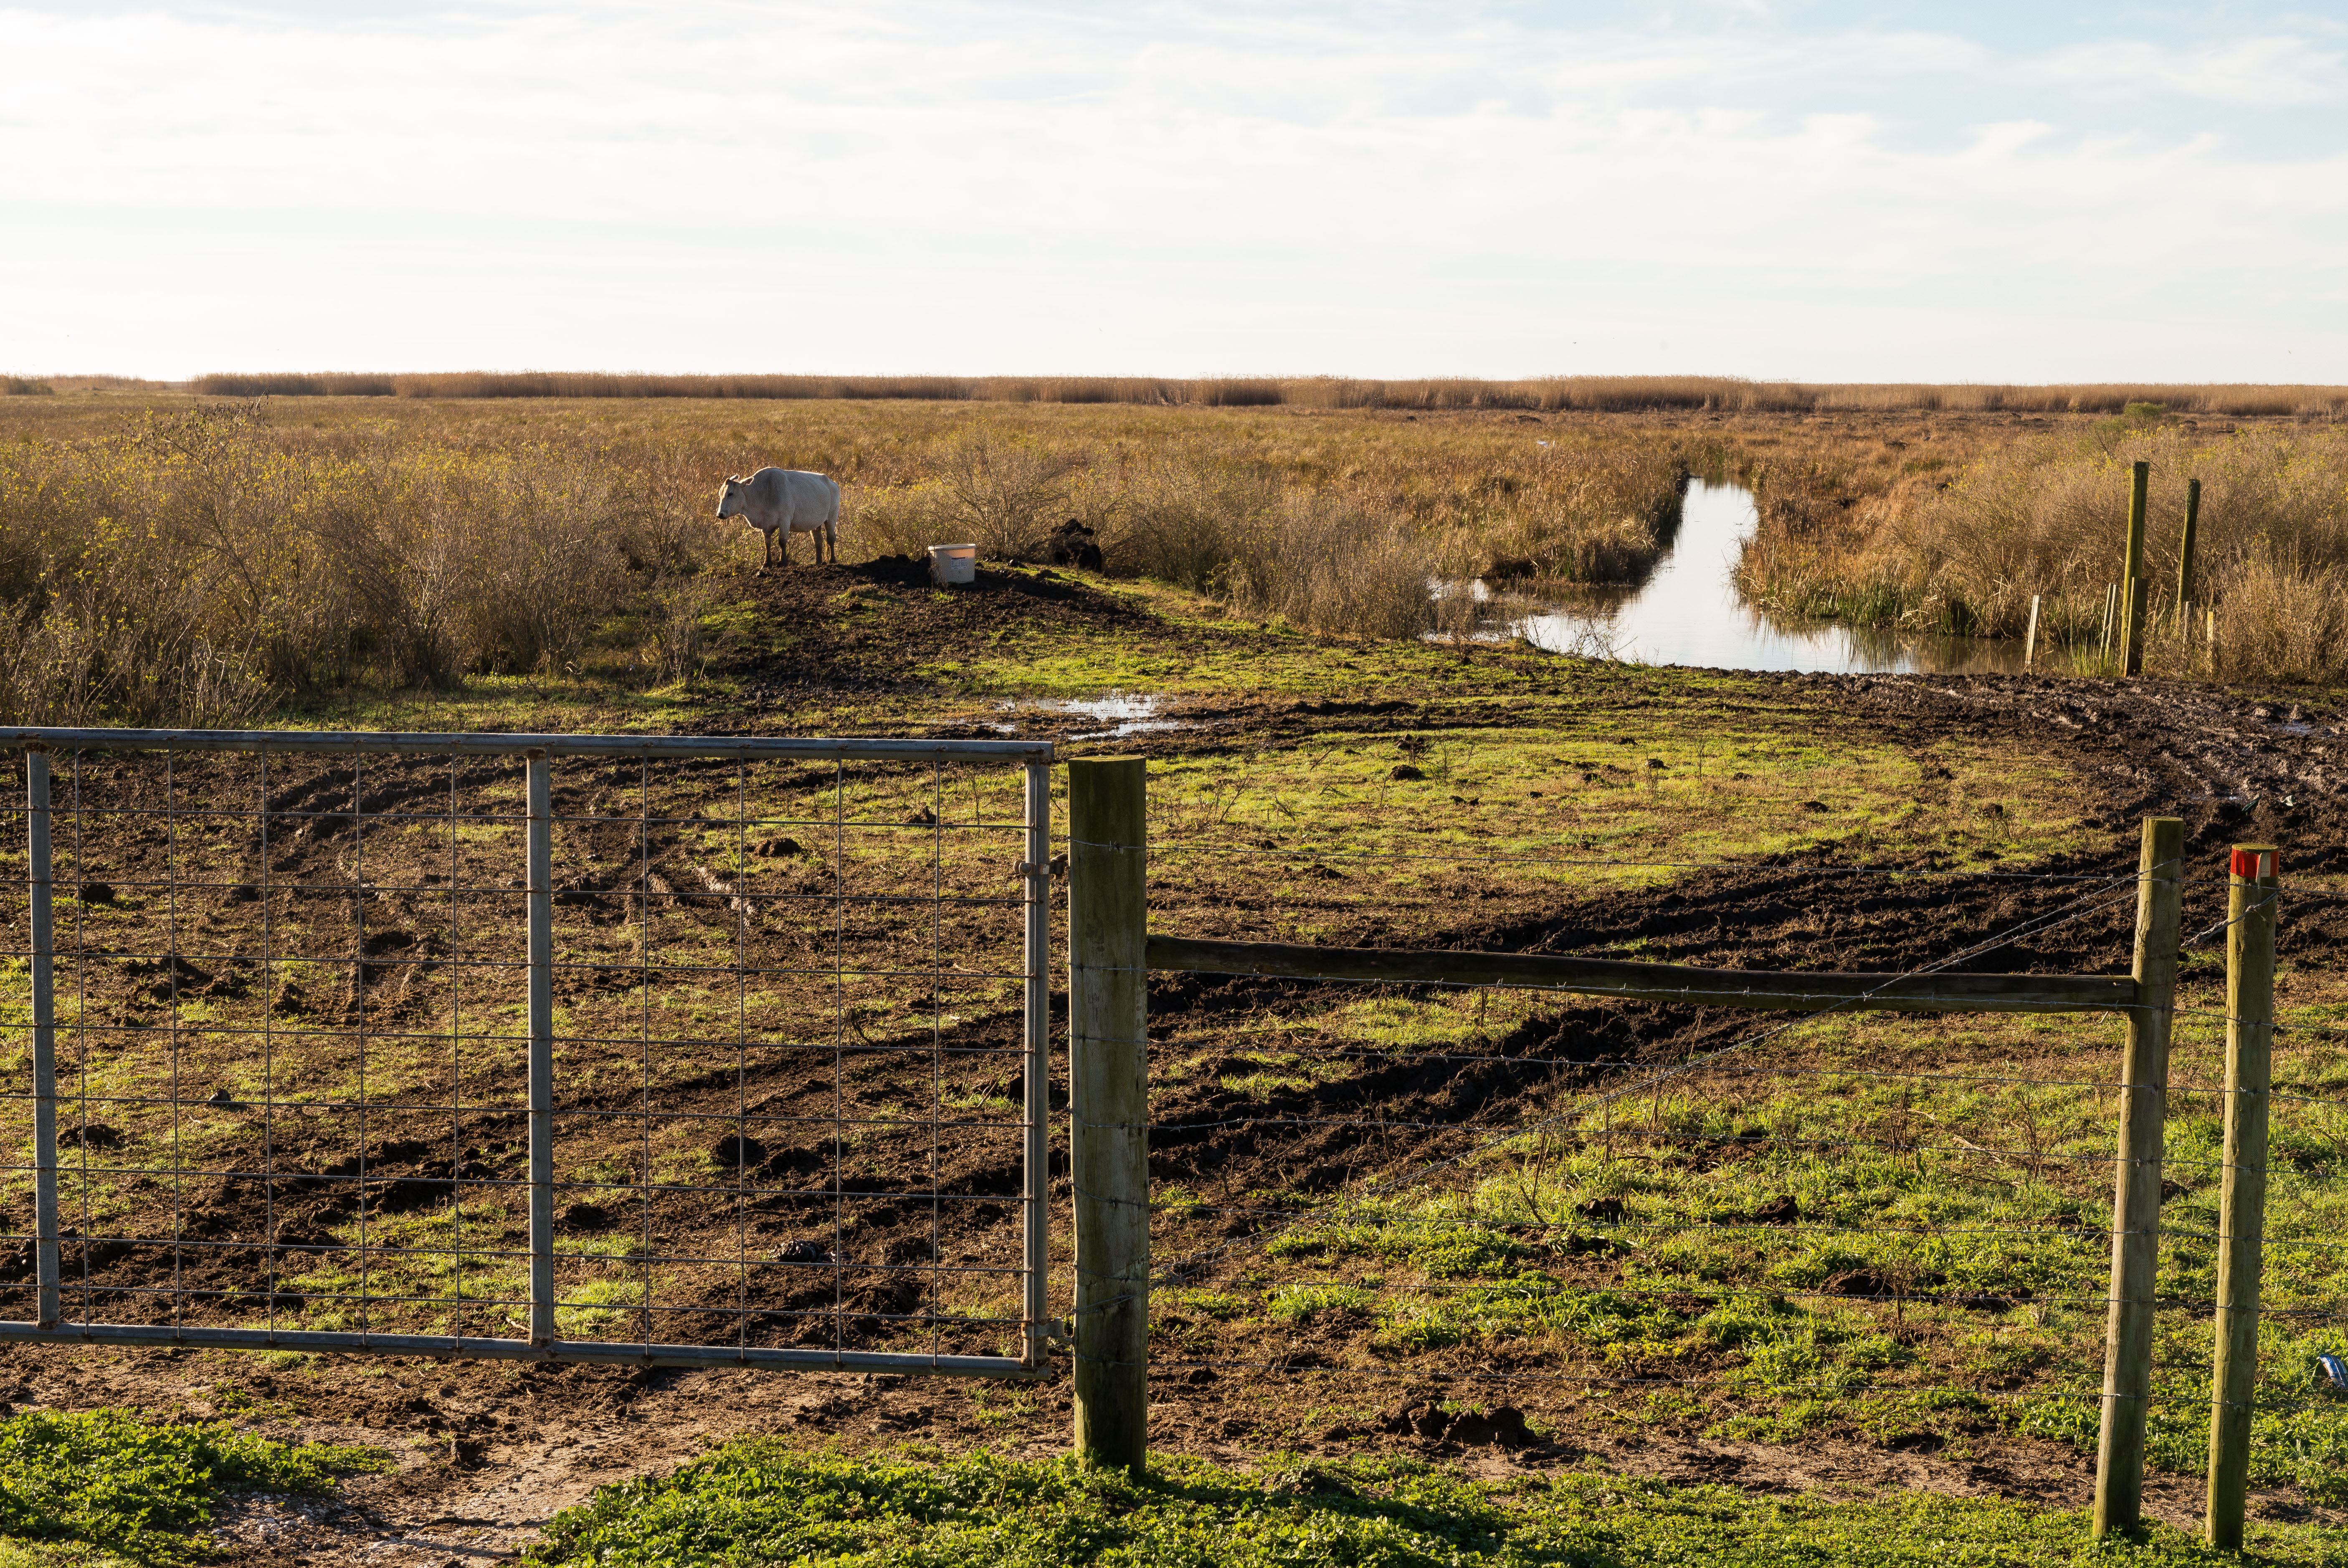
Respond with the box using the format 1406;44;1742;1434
1121;824;2348;1462
0;730;1053;1375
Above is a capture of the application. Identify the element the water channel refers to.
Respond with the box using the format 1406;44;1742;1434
1489;481;2024;675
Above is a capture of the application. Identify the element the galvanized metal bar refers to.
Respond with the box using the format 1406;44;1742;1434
0;1320;1040;1374
0;728;1054;1380
25;749;58;1330
0;727;1051;763
1021;759;1052;1370
527;749;555;1348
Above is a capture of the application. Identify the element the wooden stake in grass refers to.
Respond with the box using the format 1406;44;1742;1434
2093;815;2183;1540
2024;595;2042;672
1068;756;1150;1475
2206;843;2278;1551
2177;478;2201;647
2121;460;2149;675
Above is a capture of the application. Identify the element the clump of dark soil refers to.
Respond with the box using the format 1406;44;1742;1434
704;558;1172;697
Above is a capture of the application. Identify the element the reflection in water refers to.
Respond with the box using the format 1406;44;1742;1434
1498;481;2024;676
998;692;1180;739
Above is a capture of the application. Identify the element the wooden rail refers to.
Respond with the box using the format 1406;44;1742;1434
1147;935;2139;1015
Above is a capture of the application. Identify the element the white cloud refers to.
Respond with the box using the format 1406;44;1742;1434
2028;35;2345;105
0;3;2343;379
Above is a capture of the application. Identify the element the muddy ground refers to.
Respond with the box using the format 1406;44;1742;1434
9;561;2348;1562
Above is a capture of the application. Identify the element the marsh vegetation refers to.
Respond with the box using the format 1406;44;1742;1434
0;393;1700;725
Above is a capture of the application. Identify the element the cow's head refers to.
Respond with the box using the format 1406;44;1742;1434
715;475;748;519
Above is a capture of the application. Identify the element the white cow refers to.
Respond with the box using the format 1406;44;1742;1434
716;468;841;569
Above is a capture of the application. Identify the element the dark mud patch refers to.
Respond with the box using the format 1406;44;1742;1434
704;558;1178;700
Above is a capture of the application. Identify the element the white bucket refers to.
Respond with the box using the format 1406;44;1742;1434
927;543;978;585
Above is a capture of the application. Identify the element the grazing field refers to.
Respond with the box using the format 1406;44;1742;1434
0;390;1697;722
0;386;2345;1563
8;382;2342;716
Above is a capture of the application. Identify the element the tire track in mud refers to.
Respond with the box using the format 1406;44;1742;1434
1130;671;2348;1210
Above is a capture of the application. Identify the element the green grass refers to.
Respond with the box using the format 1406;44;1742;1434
0;1408;385;1565
1149;999;2348;1499
523;1444;2346;1566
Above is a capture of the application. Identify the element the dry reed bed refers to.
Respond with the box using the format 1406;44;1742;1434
1733;417;2348;681
166;372;2348;417
0;396;1699;723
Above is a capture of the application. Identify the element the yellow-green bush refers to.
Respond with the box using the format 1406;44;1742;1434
0;405;705;722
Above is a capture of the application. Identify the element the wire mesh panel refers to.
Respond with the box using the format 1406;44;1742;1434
0;728;1053;1375
1121;802;2344;1470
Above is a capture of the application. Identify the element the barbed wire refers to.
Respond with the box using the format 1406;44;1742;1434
1107;1354;2348;1419
1138;1201;2348;1257
1132;840;2141;882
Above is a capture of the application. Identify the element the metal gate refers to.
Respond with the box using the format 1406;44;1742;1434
0;728;1053;1375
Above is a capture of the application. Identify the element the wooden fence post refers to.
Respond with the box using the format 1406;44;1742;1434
1068;756;1150;1474
2024;595;2042;672
2177;478;2201;647
2122;460;2150;675
2094;815;2184;1538
2206;844;2279;1550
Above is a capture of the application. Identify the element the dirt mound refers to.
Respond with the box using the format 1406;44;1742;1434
706;558;1169;697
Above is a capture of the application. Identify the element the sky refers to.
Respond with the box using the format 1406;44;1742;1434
3;1;2345;381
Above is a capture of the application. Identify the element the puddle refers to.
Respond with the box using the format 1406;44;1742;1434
1474;481;2025;675
996;692;1181;740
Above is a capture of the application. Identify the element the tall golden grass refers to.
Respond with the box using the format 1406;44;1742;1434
1739;419;2348;680
0;393;1708;717
853;448;1451;636
183;371;2348;417
847;415;1700;624
0;404;707;723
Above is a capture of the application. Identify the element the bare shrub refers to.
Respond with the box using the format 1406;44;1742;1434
0;604;103;726
843;483;937;562
1089;461;1275;588
647;571;717;683
0;583;270;730
927;426;1071;559
1467;453;1687;584
0;404;667;716
1221;494;1433;640
2214;544;2348;681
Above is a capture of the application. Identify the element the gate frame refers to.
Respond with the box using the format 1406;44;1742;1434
3;726;1055;1377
